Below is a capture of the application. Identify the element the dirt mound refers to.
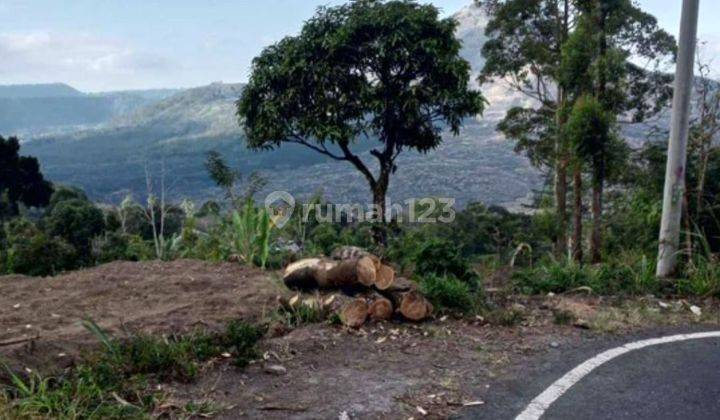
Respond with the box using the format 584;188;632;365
0;259;285;369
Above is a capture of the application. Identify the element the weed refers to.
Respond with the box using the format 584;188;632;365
1;319;265;419
418;274;480;314
553;309;577;326
486;307;525;327
680;256;720;297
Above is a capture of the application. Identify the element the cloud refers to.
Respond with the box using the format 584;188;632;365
0;31;174;90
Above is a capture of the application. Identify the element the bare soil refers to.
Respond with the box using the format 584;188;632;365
0;259;286;370
2;260;719;418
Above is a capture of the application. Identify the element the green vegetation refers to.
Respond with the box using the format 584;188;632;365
418;274;478;314
2;0;720;302
0;135;53;221
1;319;264;418
238;0;484;240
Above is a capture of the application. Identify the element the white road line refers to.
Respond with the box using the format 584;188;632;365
516;331;720;420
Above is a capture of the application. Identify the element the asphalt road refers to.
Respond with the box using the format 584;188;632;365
458;327;720;420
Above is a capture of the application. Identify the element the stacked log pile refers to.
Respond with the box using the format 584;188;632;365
282;247;433;327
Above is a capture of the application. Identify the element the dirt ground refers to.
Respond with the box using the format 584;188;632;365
2;260;720;419
0;259;286;370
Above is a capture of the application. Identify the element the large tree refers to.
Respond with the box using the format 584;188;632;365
479;0;576;257
560;0;675;263
0;135;53;219
481;0;674;262
238;0;484;241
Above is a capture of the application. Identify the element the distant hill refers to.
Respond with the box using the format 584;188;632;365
0;84;178;136
17;4;671;209
0;83;82;98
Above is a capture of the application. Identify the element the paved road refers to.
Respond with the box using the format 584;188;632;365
458;327;720;420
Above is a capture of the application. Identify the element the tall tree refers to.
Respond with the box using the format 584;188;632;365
561;0;675;263
479;0;576;257
0;135;53;219
238;0;484;243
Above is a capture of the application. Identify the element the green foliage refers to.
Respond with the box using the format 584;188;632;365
413;238;478;284
0;135;53;219
418;274;479;314
230;200;272;268
603;190;662;255
2;319;265;419
44;198;105;261
273;303;330;329
3;218;77;276
204;151;266;208
47;185;88;213
513;253;658;296
239;0;484;228
679;258;720;298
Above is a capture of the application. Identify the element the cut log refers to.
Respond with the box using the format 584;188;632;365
367;254;382;271
283;258;337;289
340;298;369;328
399;291;433;322
325;256;376;288
385;277;416;293
367;293;394;321
331;246;369;260
283;258;323;290
374;264;395;290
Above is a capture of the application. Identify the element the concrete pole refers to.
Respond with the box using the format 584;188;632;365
657;0;700;278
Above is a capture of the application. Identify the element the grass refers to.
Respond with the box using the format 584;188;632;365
418;274;481;314
274;302;330;329
679;256;720;297
485;306;525;327
1;319;264;419
512;253;660;296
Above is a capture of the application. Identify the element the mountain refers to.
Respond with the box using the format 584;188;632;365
0;84;178;136
0;83;83;98
14;4;580;208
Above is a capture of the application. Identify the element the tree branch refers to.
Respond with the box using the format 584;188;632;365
288;135;347;161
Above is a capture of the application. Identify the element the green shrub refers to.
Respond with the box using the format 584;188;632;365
5;226;77;276
418;274;479;313
44;198;105;261
229;200;272;268
513;255;660;296
274;303;330;328
125;235;155;261
679;257;720;297
414;238;478;284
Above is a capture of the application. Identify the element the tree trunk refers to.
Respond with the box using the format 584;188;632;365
590;180;603;264
572;165;583;262
555;78;569;258
555;155;568;257
371;169;390;245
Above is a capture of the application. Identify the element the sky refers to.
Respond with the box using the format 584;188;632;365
1;0;719;92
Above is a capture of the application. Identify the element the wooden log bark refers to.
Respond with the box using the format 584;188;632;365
374;264;395;290
367;293;393;321
398;291;433;322
340;298;369;328
325;256;376;288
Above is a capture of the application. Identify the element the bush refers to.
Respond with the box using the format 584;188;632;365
44;198;105;261
418;274;479;314
0;319;267;418
414;238;478;284
512;254;659;296
3;219;77;275
679;257;720;297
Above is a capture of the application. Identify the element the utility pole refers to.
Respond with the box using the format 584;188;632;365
657;0;700;278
